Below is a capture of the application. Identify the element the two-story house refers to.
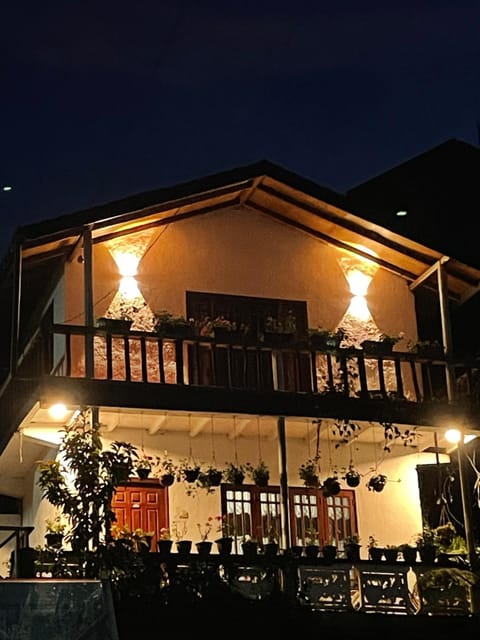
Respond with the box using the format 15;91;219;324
0;159;479;624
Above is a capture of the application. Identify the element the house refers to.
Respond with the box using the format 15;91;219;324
0;159;479;628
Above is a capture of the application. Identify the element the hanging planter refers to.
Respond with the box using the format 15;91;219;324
223;462;246;485
299;459;320;488
344;467;361;487
322;476;341;497
367;474;387;493
246;460;270;487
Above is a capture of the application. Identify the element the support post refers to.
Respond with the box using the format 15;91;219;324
277;416;291;550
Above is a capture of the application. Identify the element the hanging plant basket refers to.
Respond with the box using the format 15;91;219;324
367;474;387;492
160;473;175;487
322;476;341;497
345;468;361;487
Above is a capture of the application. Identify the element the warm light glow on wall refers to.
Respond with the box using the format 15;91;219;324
345;268;372;297
349;295;371;322
111;251;140;277
119;275;141;300
338;245;379;322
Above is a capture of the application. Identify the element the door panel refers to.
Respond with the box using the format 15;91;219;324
111;482;169;550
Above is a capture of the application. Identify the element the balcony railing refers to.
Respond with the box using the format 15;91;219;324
6;322;480;431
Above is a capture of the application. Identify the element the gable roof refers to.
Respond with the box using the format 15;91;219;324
7;158;480;305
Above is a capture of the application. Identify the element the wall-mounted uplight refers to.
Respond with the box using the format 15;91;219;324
396;210;408;217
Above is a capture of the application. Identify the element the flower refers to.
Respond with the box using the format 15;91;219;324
159;527;171;540
135;454;154;471
197;516;215;542
214;515;233;539
45;515;67;535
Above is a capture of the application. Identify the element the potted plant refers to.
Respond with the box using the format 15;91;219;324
262;311;296;346
308;327;346;350
245;460;270;486
304;529;320;559
299;458;320;488
241;535;259;560
321;474;341;497
343;464;361;487
367;473;387;493
157;527;173;556
408;339;444;359
45;515;67;549
415;527;438;564
322;539;337;562
223;461;246;485
212;316;239;342
171;510;192;556
399;542;417;564
214;515;234;555
197;464;223;492
361;332;404;356
263;525;279;557
155;451;178;487
37;409;139;556
154;310;195;338
344;534;361;561
383;544;400;563
196;517;215;556
134;453;155;479
177;458;201;484
367;535;384;562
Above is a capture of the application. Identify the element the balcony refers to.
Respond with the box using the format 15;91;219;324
9;322;480;431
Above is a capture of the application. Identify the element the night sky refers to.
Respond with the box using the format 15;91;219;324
2;1;480;259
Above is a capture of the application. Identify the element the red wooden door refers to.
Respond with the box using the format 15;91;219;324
111;481;169;550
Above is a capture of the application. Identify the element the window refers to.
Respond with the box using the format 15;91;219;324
221;483;358;553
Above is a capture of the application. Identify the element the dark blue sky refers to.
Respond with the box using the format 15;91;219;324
2;1;480;258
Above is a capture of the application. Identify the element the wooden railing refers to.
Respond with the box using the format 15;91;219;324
42;323;480;407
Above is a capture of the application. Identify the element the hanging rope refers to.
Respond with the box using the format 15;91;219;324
256;415;263;462
210;414;217;465
315;420;321;461
188;413;195;462
18;427;23;464
233;415;239;464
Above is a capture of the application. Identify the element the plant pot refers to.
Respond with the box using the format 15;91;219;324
111;462;131;484
322;545;337;562
304;545;319;560
225;471;245;485
156;323;194;338
96;317;133;333
263;542;279;558
369;547;384;562
289;545;304;559
303;475;320;488
206;469;223;487
196;540;213;557
345;469;361;487
160;473;175;487
176;540;192;557
137;468;151;480
322;477;341;497
183;467;200;483
216;537;233;556
345;543;361;562
254;474;269;487
418;544;437;564
367;474;387;492
309;334;342;350
383;548;399;563
401;545;417;564
242;540;258;561
45;533;64;549
157;539;173;556
361;339;393;356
